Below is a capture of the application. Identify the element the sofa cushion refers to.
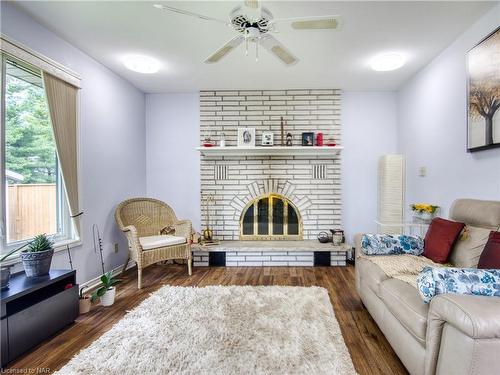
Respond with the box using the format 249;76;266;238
380;278;429;345
361;234;424;256
356;256;389;297
478;231;500;269
449;225;491;268
139;235;186;250
424;218;464;263
417;266;500;303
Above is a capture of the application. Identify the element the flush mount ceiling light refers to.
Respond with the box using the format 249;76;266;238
123;55;160;73
370;53;405;71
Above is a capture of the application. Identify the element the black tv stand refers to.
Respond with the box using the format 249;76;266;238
1;270;78;367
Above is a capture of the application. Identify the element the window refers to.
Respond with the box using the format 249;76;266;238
1;54;75;254
240;194;302;240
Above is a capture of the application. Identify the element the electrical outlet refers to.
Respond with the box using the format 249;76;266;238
114;243;119;253
418;166;427;177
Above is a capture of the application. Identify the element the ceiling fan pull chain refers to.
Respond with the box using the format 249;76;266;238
245;29;249;56
256;36;260;62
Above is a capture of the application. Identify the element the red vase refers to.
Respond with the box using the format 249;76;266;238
316;132;324;146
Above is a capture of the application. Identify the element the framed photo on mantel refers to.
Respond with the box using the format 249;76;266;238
466;26;500;152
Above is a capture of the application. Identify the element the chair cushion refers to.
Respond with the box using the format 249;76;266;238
139;235;186;250
424;218;464;263
380;278;429;345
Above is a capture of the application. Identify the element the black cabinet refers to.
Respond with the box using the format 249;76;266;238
1;270;78;367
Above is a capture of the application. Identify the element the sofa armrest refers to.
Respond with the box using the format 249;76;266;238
430;294;500;339
173;220;192;241
425;294;500;375
354;233;364;259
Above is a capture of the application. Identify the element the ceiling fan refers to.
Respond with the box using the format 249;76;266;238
153;1;341;66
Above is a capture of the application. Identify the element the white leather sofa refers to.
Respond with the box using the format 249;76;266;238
355;199;500;375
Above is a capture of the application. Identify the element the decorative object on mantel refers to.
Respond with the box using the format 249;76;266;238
316;132;324;146
410;203;439;224
326;137;336;146
202;136;215;147
286;132;293;146
467;26;500;152
302;132;314;146
20;234;55;277
237;127;256;147
280;117;285;146
219;132;226;148
262;131;274;146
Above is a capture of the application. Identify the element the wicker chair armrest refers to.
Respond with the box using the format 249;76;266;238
122;225;143;253
173;220;192;241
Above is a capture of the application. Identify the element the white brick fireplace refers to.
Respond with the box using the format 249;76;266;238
199;89;342;241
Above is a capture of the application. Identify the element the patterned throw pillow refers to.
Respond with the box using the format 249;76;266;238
361;234;424;256
417;266;500;303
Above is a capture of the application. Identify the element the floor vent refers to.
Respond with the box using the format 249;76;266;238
312;164;327;180
215;165;228;180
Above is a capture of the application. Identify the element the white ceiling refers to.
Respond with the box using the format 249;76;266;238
13;1;496;92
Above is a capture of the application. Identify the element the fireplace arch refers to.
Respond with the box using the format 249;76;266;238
240;194;303;240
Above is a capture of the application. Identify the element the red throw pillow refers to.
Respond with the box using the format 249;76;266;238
424;218;465;263
478;231;500;269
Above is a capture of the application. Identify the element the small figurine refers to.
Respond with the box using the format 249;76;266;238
220;132;226;148
286;132;293;146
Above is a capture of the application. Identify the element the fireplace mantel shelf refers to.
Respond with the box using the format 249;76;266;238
197;146;343;157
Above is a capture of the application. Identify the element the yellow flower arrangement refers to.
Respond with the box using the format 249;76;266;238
410;203;439;214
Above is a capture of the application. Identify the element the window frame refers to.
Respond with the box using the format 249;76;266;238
0;53;79;259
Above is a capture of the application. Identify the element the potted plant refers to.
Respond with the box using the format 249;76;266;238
20;234;54;277
0;240;34;290
91;271;120;307
410;203;439;223
79;285;92;314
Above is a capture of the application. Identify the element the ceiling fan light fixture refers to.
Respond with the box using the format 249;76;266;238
370;53;405;71
123;54;160;73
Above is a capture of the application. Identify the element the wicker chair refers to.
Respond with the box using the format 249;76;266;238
115;198;192;289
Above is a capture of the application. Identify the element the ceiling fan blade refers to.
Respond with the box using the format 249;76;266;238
244;0;260;10
270;15;341;31
260;35;298;66
153;4;229;25
205;36;244;64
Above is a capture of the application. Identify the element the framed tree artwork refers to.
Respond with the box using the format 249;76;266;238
467;26;500;152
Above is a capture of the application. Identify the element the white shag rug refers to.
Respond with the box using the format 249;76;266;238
56;285;357;375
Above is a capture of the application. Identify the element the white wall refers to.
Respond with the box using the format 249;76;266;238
342;92;399;240
398;4;500;217
145;93;201;231
1;2;146;283
146;91;399;242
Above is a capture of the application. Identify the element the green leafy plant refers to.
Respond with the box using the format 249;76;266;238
91;271;121;303
26;234;53;253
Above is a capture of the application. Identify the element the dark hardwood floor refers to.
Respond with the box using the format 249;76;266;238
7;265;408;374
